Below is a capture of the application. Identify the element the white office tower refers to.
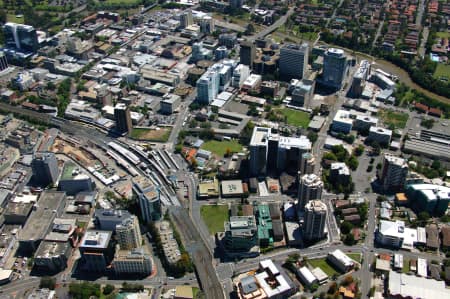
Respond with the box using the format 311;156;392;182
196;68;220;104
298;174;323;210
350;60;371;97
116;215;142;250
303;200;327;241
378;154;409;192
279;43;309;80
232;64;250;88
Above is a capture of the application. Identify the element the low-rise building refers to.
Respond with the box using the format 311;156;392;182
197;179;219;199
160;94;181;114
33;241;71;273
296;266;318;287
367;126;392;145
330;162;350;185
221;180;244;198
327;249;354;273
113;247;152;276
331;110;353;134
224;216;258;253
58;162;94;196
388;270;450;298
405;184;450;216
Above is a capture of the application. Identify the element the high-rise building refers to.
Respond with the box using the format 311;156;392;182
300;152;315;175
322;48;348;89
196;68;220;104
200;16;215;33
132;178;161;223
231;64;250;88
31;152;59;187
239;40;256;69
378;154;408;192
279;43;309;80
0;51;8;72
114;103;132;134
224;216;258;252
298;174;323;210
249;126;312;176
179;10;193;28
191;41;212;63
350;60;370;97
79;230;114;272
116;215;142;250
303;200;327;241
3;22;39;53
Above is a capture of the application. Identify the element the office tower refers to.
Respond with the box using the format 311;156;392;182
132;178;161;222
116;215;142;250
303;200;327;241
179;10;193;28
249;127;272;176
378;154;408;192
300;152;315;175
196;68;219;104
231;64;250;88
279;43;309;80
322;48;348;89
31;152;59;186
191;41;212;63
79;230;114;272
0;51;8;72
249;126;312;176
290;79;315;107
3;22;39;52
224;216;258;252
239;40;256;69
350;60;370;97
114;103;132;134
200;16;215;33
298;174;323;210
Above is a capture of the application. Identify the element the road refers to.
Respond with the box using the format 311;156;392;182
372;20;384;49
247;7;295;41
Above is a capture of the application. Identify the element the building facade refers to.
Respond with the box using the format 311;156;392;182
378;154;408;192
116;215;142;250
114;103;132;134
279;43;309;80
239;40;256;69
31;152;59;187
322;48;348;89
303;200;327;241
298;174;323;210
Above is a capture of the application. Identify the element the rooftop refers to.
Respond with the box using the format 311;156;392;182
80;230;112;249
388;270;450;299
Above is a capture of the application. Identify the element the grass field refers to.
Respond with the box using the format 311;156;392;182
378;109;409;129
433;63;450;81
200;205;229;235
347;253;361;263
6;14;24;23
201;140;243;157
308;258;339;276
130;127;171;142
279;108;311;128
436;31;450;38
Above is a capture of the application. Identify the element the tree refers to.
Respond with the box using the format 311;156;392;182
103;284;115;295
225;148;231;157
344;233;356;245
347;155;359;171
340;221;353;234
418;211;430;222
40;277;56;290
307;131;318;143
353;144;364;156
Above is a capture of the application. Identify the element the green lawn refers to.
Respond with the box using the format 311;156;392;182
308;258;339;276
201;140;243;157
130;127;171;142
347;253;361;263
200;205;229;235
377;109;409;129
279;108;311;128
436;31;450;39
433;63;450;81
7;14;24;24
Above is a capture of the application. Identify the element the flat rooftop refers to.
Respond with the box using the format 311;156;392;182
19;191;65;242
80;230;112;249
250;126;271;146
